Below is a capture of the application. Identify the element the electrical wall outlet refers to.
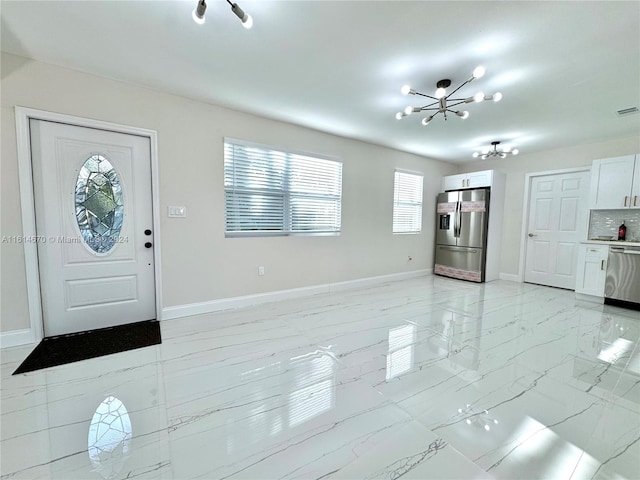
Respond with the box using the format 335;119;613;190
258;266;265;276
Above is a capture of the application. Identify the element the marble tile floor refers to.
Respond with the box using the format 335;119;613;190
1;275;639;479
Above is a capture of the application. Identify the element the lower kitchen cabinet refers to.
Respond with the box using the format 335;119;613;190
575;244;608;298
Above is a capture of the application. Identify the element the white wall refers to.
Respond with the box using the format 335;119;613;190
1;53;457;334
463;136;640;277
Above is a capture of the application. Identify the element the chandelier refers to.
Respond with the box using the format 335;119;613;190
192;0;253;28
473;141;519;159
395;66;502;125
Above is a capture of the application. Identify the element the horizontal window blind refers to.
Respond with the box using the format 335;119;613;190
393;170;423;233
224;140;342;236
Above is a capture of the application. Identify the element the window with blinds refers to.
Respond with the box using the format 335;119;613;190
393;170;423;234
224;139;342;236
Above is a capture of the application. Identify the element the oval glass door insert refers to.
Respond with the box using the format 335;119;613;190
75;155;124;253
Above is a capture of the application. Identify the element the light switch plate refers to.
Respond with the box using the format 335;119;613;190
168;206;187;218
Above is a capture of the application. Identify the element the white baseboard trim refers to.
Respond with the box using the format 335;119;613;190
0;328;36;349
162;269;431;321
499;273;521;282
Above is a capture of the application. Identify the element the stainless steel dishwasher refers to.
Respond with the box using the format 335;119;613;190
604;245;640;308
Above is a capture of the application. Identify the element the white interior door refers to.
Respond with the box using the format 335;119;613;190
30;120;156;336
524;171;590;289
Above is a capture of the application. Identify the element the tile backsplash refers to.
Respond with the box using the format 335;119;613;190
589;210;640;241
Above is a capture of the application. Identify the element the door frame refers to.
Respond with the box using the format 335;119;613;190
15;106;163;344
517;166;591;283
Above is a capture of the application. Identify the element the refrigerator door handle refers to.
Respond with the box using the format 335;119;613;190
454;201;461;237
439;246;478;253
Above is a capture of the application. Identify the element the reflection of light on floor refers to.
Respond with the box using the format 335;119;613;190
289;352;336;427
500;417;625;480
386;324;416;380
598;338;633;364
226;349;337;455
627;351;640;376
458;403;498;432
87;396;132;479
289;379;334;427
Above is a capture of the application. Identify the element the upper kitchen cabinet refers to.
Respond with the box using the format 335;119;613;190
443;170;493;191
589;154;640;209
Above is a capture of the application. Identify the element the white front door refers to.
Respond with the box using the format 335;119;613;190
524;171;590;289
30;120;156;336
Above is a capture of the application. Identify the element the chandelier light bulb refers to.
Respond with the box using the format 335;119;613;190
401;85;412;95
395;112;403;120
422;115;433;125
192;9;205;23
457;111;469;119
493;92;503;102
472;152;479;158
242;13;253;29
435;87;447;99
473;66;486;79
404;106;414;115
473;92;485;103
192;0;207;24
512;149;519;155
231;2;253;28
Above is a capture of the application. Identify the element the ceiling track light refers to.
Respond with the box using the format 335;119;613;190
192;0;253;28
395;66;502;126
472;141;519;160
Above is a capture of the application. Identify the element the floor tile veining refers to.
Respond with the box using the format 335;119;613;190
1;276;639;479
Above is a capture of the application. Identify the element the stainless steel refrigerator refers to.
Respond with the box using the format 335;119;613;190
435;188;489;282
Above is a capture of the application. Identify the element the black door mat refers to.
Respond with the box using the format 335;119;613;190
13;320;161;375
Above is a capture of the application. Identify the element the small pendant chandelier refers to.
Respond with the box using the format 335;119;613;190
473;141;519;159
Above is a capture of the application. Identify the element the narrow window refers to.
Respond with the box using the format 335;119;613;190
393;170;423;234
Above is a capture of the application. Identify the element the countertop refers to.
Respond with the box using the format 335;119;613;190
582;239;640;247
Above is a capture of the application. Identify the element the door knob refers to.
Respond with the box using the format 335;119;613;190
144;229;152;236
528;233;537;237
145;242;153;248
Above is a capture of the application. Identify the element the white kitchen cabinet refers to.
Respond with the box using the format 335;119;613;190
633;156;640;207
575;244;608;297
589;154;640;209
442;170;493;191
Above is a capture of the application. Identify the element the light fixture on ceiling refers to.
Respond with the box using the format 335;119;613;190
473;141;519;159
192;0;207;24
395;66;502;125
192;0;253;29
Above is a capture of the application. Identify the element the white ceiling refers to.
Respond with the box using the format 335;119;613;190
2;1;639;163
